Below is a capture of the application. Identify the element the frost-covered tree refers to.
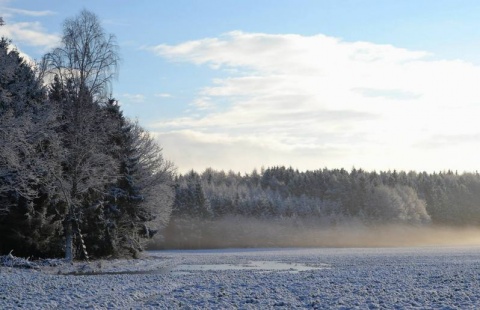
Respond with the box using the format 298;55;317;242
0;36;65;257
97;102;174;257
41;10;175;260
0;39;45;114
172;171;211;219
50;87;117;261
42;10;121;261
43;9;119;103
364;185;430;224
0;11;174;259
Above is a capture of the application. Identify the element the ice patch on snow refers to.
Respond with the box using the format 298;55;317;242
172;260;330;273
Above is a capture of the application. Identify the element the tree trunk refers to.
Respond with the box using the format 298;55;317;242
65;209;73;262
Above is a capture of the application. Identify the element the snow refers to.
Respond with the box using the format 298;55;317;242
1;246;480;309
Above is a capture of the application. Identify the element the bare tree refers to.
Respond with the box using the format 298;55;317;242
43;10;121;261
43;10;119;103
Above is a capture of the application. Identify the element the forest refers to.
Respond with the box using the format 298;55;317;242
2;11;480;260
162;167;480;248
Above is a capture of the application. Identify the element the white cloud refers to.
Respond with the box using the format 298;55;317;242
0;4;59;51
0;21;59;50
2;7;55;17
154;93;173;98
190;97;214;110
150;31;480;173
121;93;146;104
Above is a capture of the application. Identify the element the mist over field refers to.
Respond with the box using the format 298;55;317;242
156;167;480;250
156;216;480;249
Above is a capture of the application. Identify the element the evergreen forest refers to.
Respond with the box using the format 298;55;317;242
162;167;480;248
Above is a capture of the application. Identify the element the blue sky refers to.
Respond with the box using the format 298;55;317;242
2;0;480;173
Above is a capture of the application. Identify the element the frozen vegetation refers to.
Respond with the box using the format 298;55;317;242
2;10;480;309
0;10;174;260
2;246;480;309
164;167;480;249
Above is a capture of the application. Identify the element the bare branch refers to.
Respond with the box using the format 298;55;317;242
42;10;120;103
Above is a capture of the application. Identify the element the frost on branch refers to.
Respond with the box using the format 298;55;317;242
0;11;174;259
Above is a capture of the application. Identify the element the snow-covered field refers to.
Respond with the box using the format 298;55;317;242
1;246;480;309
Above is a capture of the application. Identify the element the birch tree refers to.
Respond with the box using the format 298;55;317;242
43;10;120;261
43;10;119;103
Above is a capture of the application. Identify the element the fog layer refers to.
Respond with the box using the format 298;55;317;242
155;216;480;249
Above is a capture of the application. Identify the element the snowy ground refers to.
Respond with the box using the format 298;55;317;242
1;246;480;309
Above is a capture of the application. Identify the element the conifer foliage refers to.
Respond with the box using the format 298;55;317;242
163;167;480;248
0;11;174;259
0;36;64;257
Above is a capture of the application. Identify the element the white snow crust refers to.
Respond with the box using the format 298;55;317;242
1;246;480;309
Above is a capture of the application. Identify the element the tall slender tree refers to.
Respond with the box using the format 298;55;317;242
43;10;119;103
43;10;121;261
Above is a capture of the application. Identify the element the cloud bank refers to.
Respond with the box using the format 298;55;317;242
0;6;59;50
150;32;480;172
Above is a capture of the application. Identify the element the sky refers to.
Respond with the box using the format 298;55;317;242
2;0;480;174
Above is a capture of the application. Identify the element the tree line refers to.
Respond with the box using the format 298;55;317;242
162;167;480;248
0;10;174;260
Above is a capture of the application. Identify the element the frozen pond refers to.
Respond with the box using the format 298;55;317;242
2;246;480;308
